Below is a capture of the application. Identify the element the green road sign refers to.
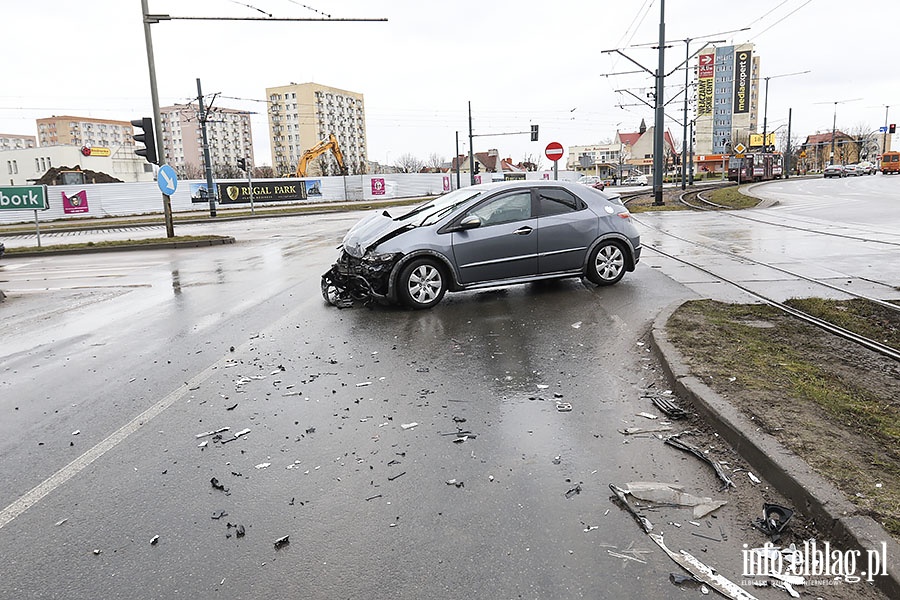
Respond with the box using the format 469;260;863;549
0;186;48;210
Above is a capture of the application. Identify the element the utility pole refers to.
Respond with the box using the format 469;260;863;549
197;78;217;217
651;0;665;205
140;0;174;237
761;71;809;153
883;106;890;155
468;101;475;186
785;108;792;178
455;131;461;190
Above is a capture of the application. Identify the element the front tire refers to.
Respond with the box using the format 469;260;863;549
398;258;447;309
586;240;628;286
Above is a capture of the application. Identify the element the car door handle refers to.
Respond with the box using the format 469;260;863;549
513;226;533;235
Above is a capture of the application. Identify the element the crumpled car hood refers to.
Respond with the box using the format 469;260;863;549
341;211;408;258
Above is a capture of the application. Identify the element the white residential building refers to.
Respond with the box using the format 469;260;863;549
266;82;368;176
159;104;254;177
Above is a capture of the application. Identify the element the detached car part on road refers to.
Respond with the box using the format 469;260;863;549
322;180;641;309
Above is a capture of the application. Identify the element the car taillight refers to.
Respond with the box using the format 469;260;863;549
617;211;631;219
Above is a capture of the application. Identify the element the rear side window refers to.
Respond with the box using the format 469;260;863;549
538;188;584;217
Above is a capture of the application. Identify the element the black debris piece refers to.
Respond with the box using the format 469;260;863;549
753;503;793;542
211;511;228;520
236;525;246;538
274;535;290;549
669;573;700;587
226;403;238;411
365;494;383;502
664;437;734;490
150;535;159;545
210;477;228;493
650;394;690;420
388;471;406;482
565;483;583;499
306;427;316;434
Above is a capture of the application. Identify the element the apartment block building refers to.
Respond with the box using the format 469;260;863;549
266;82;367;176
694;43;760;155
36;116;136;150
0;133;37;151
159;104;253;177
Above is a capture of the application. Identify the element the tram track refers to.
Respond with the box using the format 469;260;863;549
632;188;900;362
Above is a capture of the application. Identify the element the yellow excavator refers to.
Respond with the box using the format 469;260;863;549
296;133;348;177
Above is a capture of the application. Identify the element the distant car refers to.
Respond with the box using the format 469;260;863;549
844;164;860;176
857;161;875;175
577;175;606;190
321;180;642;309
622;175;648;186
823;164;845;178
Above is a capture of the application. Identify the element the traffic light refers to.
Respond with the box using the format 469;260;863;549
237;158;247;171
473;162;480;174
131;118;157;165
530;124;539;142
891;124;897;134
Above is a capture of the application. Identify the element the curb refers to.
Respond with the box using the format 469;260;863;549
651;300;900;598
4;236;235;258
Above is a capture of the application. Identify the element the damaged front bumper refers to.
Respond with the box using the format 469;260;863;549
321;251;402;308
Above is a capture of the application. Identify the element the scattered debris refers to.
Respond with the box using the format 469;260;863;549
93;549;102;556
150;535;159;545
571;321;582;329
608;549;648;564
198;441;208;448
618;425;672;435
636;412;658;420
365;494;383;502
211;511;228;520
445;479;464;488
556;402;573;412
609;483;653;533
72;430;80;436
565;483;582;499
752;503;793;542
55;519;67;526
388;471;406;481
452;436;469;444
400;422;418;430
649;394;690;419
255;462;271;470
669;573;700;587
196;427;230;439
233;428;251;438
664;437;734;489
552;456;562;465
356;382;372;387
649;533;759;600
614;482;727;519
274;535;290;549
235;524;246;538
210;477;228;493
747;472;761;485
225;403;238;411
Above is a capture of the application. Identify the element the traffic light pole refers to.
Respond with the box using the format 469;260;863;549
140;0;174;238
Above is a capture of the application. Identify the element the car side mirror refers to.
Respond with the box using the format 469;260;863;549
457;215;482;230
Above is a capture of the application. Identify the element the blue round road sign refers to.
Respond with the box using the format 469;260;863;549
157;164;178;195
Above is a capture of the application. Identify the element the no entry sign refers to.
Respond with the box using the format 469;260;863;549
545;142;564;162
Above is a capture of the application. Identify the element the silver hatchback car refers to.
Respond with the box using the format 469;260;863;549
322;180;641;309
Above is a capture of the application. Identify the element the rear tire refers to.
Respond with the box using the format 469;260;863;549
586;240;628;286
398;258;447;309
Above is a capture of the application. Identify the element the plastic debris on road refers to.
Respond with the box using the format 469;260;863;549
400;422;418;430
649;533;759;600
274;535;290;549
150;535;159;545
664;437;734;489
619;425;672;435
565;483;582;499
617;482;727;519
556;402;573;412
752;503;793;542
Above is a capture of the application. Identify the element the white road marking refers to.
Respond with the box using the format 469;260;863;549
0;344;242;530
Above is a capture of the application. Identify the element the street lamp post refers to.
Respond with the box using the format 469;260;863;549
825;98;862;164
761;71;808;154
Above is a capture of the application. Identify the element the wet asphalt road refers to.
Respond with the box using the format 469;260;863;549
0;177;897;599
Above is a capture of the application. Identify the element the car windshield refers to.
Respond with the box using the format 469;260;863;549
394;187;485;227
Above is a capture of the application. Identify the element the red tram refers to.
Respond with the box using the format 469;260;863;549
727;153;783;182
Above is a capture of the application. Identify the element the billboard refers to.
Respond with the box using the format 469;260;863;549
697;52;715;117
733;49;752;114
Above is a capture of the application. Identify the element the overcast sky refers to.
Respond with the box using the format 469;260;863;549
2;0;897;168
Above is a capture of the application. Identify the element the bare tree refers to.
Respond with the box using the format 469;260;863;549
521;153;542;172
425;152;445;172
845;123;878;162
179;162;205;179
394;153;425;173
252;165;274;178
214;164;243;179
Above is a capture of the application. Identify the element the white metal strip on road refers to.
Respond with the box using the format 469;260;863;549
0;324;274;530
